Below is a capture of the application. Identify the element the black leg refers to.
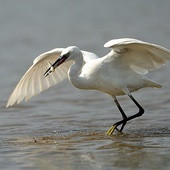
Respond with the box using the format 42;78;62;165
114;98;127;131
107;94;145;135
126;94;145;121
114;94;144;130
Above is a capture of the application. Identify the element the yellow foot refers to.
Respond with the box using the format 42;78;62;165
106;125;122;135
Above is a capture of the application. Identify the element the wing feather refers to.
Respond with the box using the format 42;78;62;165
6;48;74;107
104;38;170;74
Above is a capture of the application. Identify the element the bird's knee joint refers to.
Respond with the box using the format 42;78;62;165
138;107;145;117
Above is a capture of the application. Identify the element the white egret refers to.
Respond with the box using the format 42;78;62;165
6;38;170;135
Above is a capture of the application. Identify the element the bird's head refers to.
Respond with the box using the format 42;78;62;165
44;46;81;77
61;46;82;60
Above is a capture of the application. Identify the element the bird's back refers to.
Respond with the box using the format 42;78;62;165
80;54;162;96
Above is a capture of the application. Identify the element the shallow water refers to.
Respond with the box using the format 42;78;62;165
0;0;170;169
1;126;170;170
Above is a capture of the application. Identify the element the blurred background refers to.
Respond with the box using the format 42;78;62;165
0;0;170;170
1;0;170;98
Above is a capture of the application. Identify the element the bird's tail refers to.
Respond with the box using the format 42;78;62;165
144;78;162;89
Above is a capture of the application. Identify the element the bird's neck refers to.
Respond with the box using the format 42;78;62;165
68;53;86;89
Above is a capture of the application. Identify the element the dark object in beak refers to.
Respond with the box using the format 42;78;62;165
44;54;69;77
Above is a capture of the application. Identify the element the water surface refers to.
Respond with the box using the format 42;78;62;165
0;0;170;169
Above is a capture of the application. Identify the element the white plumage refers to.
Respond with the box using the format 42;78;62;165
6;38;170;134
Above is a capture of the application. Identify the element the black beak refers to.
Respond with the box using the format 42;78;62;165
44;54;68;77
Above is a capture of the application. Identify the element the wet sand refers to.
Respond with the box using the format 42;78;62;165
2;125;170;170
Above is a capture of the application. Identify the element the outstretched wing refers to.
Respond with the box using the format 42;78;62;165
6;48;73;107
104;38;170;74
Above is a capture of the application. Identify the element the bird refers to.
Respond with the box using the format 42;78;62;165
6;38;170;135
